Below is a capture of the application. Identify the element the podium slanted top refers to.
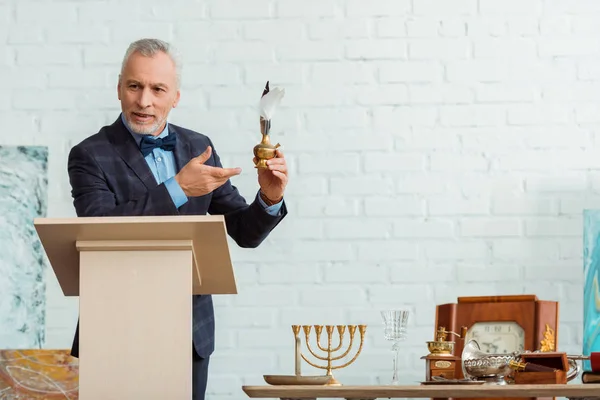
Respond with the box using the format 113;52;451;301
33;215;237;297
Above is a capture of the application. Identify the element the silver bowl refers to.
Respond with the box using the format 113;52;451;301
461;340;516;385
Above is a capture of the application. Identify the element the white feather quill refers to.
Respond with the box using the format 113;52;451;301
259;86;285;121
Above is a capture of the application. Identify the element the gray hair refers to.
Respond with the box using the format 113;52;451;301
120;38;182;88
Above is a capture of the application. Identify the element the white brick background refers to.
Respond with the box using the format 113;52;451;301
1;0;599;398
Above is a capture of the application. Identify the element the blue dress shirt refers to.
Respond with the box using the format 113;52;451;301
121;114;282;215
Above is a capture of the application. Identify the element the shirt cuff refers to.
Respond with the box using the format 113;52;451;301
165;177;188;208
257;191;283;216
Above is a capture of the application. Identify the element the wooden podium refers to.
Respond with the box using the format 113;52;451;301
34;215;237;400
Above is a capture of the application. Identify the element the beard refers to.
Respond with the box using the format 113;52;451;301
123;113;167;136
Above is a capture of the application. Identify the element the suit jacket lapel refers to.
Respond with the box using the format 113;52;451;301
107;117;158;190
170;125;194;214
170;125;193;172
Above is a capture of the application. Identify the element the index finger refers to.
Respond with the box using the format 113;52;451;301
214;166;242;179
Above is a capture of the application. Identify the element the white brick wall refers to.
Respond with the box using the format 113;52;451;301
1;0;599;398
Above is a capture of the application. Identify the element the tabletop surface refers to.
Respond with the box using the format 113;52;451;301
242;383;600;398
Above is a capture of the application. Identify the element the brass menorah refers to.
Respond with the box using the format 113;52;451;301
292;324;367;386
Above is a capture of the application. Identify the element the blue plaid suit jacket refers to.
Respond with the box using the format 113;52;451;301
67;116;287;359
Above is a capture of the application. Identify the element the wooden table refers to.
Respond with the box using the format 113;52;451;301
242;384;600;399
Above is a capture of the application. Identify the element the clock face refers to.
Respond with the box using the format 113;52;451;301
465;321;525;354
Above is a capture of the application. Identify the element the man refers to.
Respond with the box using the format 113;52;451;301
67;38;288;399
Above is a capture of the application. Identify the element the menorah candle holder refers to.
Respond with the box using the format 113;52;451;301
293;324;367;386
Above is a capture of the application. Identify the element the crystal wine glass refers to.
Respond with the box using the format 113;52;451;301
380;309;409;385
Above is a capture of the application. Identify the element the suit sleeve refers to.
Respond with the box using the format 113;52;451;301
206;139;287;248
68;144;180;217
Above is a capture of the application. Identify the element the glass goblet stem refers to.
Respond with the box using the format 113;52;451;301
391;341;400;385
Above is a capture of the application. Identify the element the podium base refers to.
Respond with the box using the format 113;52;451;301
78;243;192;400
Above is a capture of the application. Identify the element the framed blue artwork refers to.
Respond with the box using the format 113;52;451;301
583;209;600;371
0;146;48;349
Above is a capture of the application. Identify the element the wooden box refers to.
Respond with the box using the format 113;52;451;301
513;352;568;384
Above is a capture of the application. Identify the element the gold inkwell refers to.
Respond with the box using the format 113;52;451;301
254;81;284;169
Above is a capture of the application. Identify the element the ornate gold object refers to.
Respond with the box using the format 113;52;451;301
426;326;467;355
508;360;527;372
293;324;367;386
254;81;281;169
539;323;556;352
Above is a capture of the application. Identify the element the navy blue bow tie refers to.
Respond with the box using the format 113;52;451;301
139;134;177;157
